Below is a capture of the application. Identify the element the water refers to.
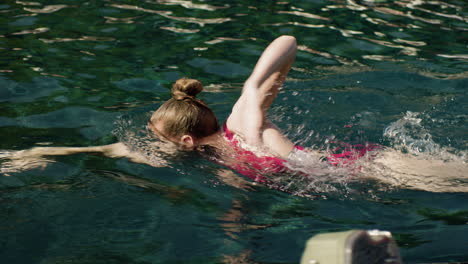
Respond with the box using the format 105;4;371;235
1;0;467;263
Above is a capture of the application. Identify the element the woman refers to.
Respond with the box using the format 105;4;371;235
1;36;306;184
145;35;319;183
144;35;378;184
2;36;467;193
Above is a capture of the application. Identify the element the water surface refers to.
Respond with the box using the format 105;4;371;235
1;0;467;263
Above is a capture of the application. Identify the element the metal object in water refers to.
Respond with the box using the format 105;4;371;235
300;229;402;264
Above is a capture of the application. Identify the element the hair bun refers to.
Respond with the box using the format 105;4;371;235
171;78;203;100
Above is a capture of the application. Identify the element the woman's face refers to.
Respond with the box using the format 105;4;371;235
148;120;197;151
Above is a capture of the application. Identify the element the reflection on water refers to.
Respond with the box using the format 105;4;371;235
1;0;466;81
1;0;468;263
38;36;115;43
23;4;68;14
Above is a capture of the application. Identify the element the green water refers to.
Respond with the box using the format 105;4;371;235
1;0;467;263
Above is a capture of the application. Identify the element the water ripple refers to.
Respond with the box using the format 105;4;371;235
297;45;361;66
23;4;68;14
109;3;172;15
277;10;331;21
15;1;41;6
162;13;231;26
39;36;115;43
153;0;229;11
160;26;199;34
395;1;467;22
110;3;231;26
11;27;49;35
104;16;140;24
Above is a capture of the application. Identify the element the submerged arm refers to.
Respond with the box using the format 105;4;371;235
1;143;162;175
22;143;150;164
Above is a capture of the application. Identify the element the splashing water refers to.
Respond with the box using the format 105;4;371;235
282;149;358;197
113;109;179;168
384;111;466;162
252;109;468;196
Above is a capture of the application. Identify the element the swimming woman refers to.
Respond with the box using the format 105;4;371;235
0;36;301;183
146;35;313;183
1;35;467;193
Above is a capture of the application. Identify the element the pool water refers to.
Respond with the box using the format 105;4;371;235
1;0;467;263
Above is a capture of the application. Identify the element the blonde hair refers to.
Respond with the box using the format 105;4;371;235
149;78;219;139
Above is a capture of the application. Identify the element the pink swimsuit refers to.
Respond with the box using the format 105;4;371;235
222;124;378;183
223;123;299;183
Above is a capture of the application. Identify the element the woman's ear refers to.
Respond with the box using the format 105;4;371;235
180;135;195;147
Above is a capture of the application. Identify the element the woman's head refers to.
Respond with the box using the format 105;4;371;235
148;78;219;147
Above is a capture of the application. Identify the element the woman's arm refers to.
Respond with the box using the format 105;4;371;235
19;143;151;163
227;35;297;156
242;35;297;109
1;143;164;175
